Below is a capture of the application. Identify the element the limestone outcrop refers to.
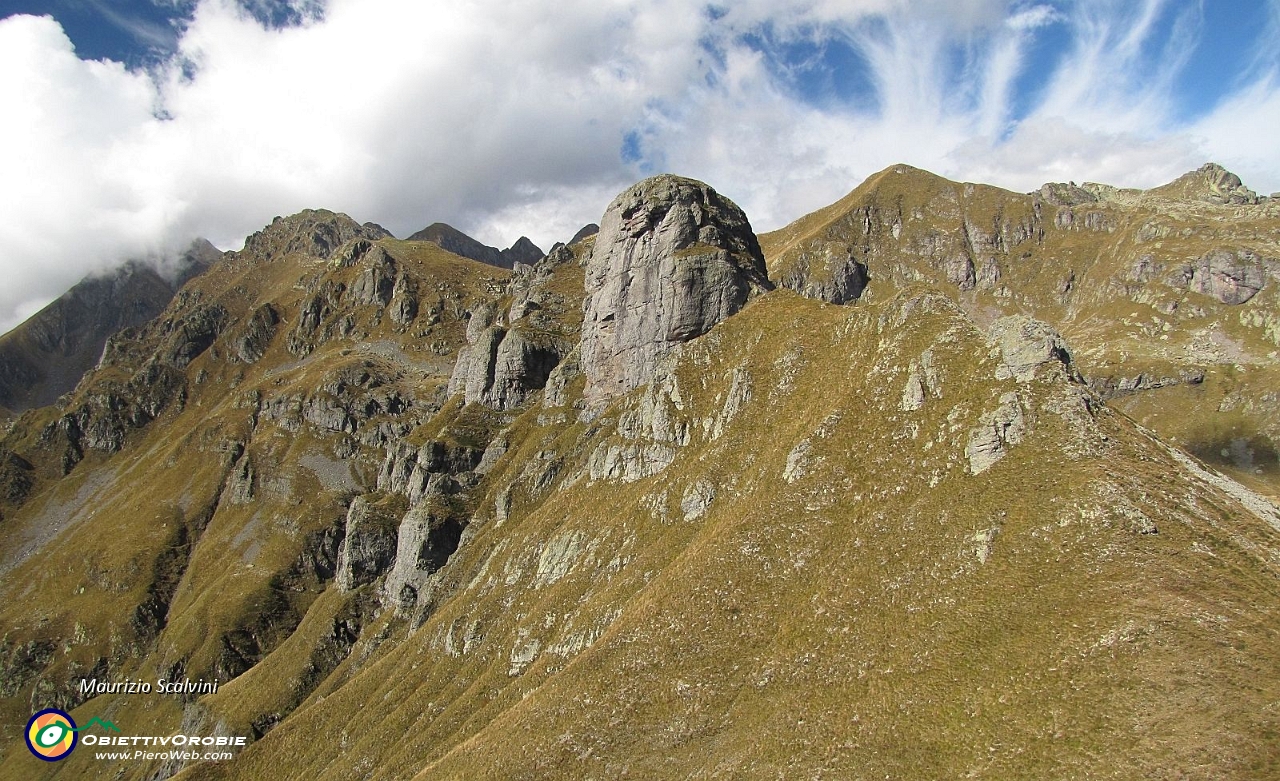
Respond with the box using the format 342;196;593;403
776;250;869;304
447;308;564;412
1150;163;1261;205
581;175;772;405
335;496;401;592
233;304;280;364
447;242;582;411
966;391;1027;474
240;209;390;262
1187;249;1267;305
383;502;464;611
989;315;1077;383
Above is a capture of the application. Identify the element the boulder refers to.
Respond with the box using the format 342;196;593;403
989;315;1077;383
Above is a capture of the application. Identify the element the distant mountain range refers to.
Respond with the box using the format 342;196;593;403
0;220;555;418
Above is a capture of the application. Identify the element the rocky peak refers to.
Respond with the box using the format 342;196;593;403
408;223;507;267
240;209;391;262
161;237;222;287
569;223;600;245
1149;163;1260;205
407;224;543;270
580;174;772;406
0;239;221;413
502;237;544;267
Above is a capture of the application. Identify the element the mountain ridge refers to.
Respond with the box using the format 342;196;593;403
0;164;1277;780
407;222;544;270
760;161;1279;495
0;239;221;415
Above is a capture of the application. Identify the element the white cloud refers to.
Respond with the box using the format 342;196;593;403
2;0;1279;334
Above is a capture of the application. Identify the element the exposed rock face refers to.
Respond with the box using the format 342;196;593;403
447;243;582;411
383;503;464;611
542;345;581;409
377;440;484;506
348;248;397;306
1187;249;1266;305
335;496;401;592
1151;163;1260;205
1037;181;1102;207
0;447;33;510
233;304;280;364
241;210;390;261
389;274;419;325
776;251;869;304
41;360;188;471
586;369;690;482
160;302;228;368
1088;368;1205;400
966;391;1027;474
989;315;1077;383
283;239;424;357
448;313;563;411
223;447;255;504
581;175;772;405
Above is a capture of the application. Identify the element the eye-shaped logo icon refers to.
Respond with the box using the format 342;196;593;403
25;709;78;762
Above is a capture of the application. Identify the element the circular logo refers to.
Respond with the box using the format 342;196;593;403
25;709;78;762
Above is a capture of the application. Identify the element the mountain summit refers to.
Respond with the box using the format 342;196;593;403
582;174;772;405
407;222;544;269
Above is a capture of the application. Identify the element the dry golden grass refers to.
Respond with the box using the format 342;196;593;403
164;290;1280;781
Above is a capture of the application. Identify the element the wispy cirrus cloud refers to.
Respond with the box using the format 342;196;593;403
1;0;1277;333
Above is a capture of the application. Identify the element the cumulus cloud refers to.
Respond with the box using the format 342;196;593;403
2;0;1278;333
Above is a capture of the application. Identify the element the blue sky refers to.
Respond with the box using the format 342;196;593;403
1;0;1278;332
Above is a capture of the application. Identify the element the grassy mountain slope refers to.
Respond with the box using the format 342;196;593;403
185;289;1280;781
0;213;524;777
761;163;1280;497
0;167;1278;780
